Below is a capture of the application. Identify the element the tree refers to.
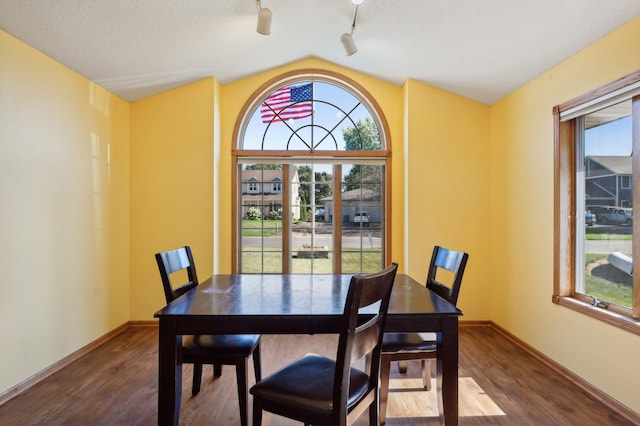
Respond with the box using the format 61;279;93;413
343;117;381;151
343;164;383;194
342;118;382;191
297;165;332;207
244;164;281;170
300;196;308;222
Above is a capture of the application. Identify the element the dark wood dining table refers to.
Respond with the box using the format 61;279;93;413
154;273;462;425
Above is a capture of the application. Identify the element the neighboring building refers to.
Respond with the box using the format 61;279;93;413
586;156;632;208
320;187;382;223
241;168;301;220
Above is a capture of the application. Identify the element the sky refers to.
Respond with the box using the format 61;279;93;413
585;115;632;157
242;81;374;152
240;81;384;177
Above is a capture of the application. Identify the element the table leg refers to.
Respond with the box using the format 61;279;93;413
158;317;182;426
379;354;391;424
437;317;458;425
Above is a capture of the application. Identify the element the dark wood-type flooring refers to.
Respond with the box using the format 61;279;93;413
0;325;632;425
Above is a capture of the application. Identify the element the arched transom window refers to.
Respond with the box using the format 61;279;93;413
234;71;391;275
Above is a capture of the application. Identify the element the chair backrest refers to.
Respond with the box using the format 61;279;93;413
155;245;199;304
426;246;469;306
333;262;398;422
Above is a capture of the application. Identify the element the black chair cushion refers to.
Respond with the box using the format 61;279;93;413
250;353;370;416
183;334;260;356
382;332;437;353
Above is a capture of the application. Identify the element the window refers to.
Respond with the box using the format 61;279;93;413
554;70;640;333
621;175;631;189
233;71;390;275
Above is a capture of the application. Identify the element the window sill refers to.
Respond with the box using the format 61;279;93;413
553;295;640;336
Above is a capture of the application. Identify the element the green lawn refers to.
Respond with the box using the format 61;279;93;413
585;226;632;240
585;233;632;240
584;228;632;307
585;253;632;308
241;219;283;237
241;248;383;274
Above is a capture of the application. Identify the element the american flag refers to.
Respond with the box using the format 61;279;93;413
261;83;313;124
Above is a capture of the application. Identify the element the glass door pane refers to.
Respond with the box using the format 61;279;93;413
292;164;334;274
240;164;284;273
340;163;384;273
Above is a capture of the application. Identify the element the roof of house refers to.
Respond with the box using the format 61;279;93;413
588;156;632;174
321;187;380;202
242;170;282;182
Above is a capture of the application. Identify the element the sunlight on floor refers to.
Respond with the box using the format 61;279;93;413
386;377;505;419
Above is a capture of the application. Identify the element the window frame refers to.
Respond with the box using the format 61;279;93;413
231;69;392;275
621;175;631;190
553;69;640;335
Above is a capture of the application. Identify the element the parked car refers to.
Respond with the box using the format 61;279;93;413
315;208;325;221
588;206;632;226
585;210;596;226
353;211;370;226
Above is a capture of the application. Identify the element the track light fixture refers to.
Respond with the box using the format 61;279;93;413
256;0;272;36
341;5;359;56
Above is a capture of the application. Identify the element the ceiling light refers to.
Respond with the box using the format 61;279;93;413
256;0;272;36
341;33;357;56
341;5;359;56
352;0;364;4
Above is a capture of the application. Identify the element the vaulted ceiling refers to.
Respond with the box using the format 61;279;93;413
1;1;639;104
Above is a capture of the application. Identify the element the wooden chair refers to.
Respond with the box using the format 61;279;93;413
380;246;468;423
250;263;399;426
155;245;261;426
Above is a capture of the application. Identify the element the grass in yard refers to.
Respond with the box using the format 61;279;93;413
241;248;383;274
585;233;632;240
585;253;632;308
585;226;632;240
341;250;384;274
242;219;283;237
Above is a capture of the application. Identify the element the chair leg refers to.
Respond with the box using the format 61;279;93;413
252;342;262;381
397;360;408;374
213;363;222;377
379;354;391;425
252;397;262;426
192;363;203;396
369;393;380;426
421;359;432;390
236;358;250;426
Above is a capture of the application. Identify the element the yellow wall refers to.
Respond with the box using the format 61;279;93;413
129;79;215;318
404;80;490;320
0;31;130;393
489;16;640;413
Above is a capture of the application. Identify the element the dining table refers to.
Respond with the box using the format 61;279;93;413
154;273;462;425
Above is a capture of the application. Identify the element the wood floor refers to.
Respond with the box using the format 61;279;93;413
0;325;633;425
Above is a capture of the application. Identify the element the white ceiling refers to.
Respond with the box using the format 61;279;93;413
1;1;639;104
